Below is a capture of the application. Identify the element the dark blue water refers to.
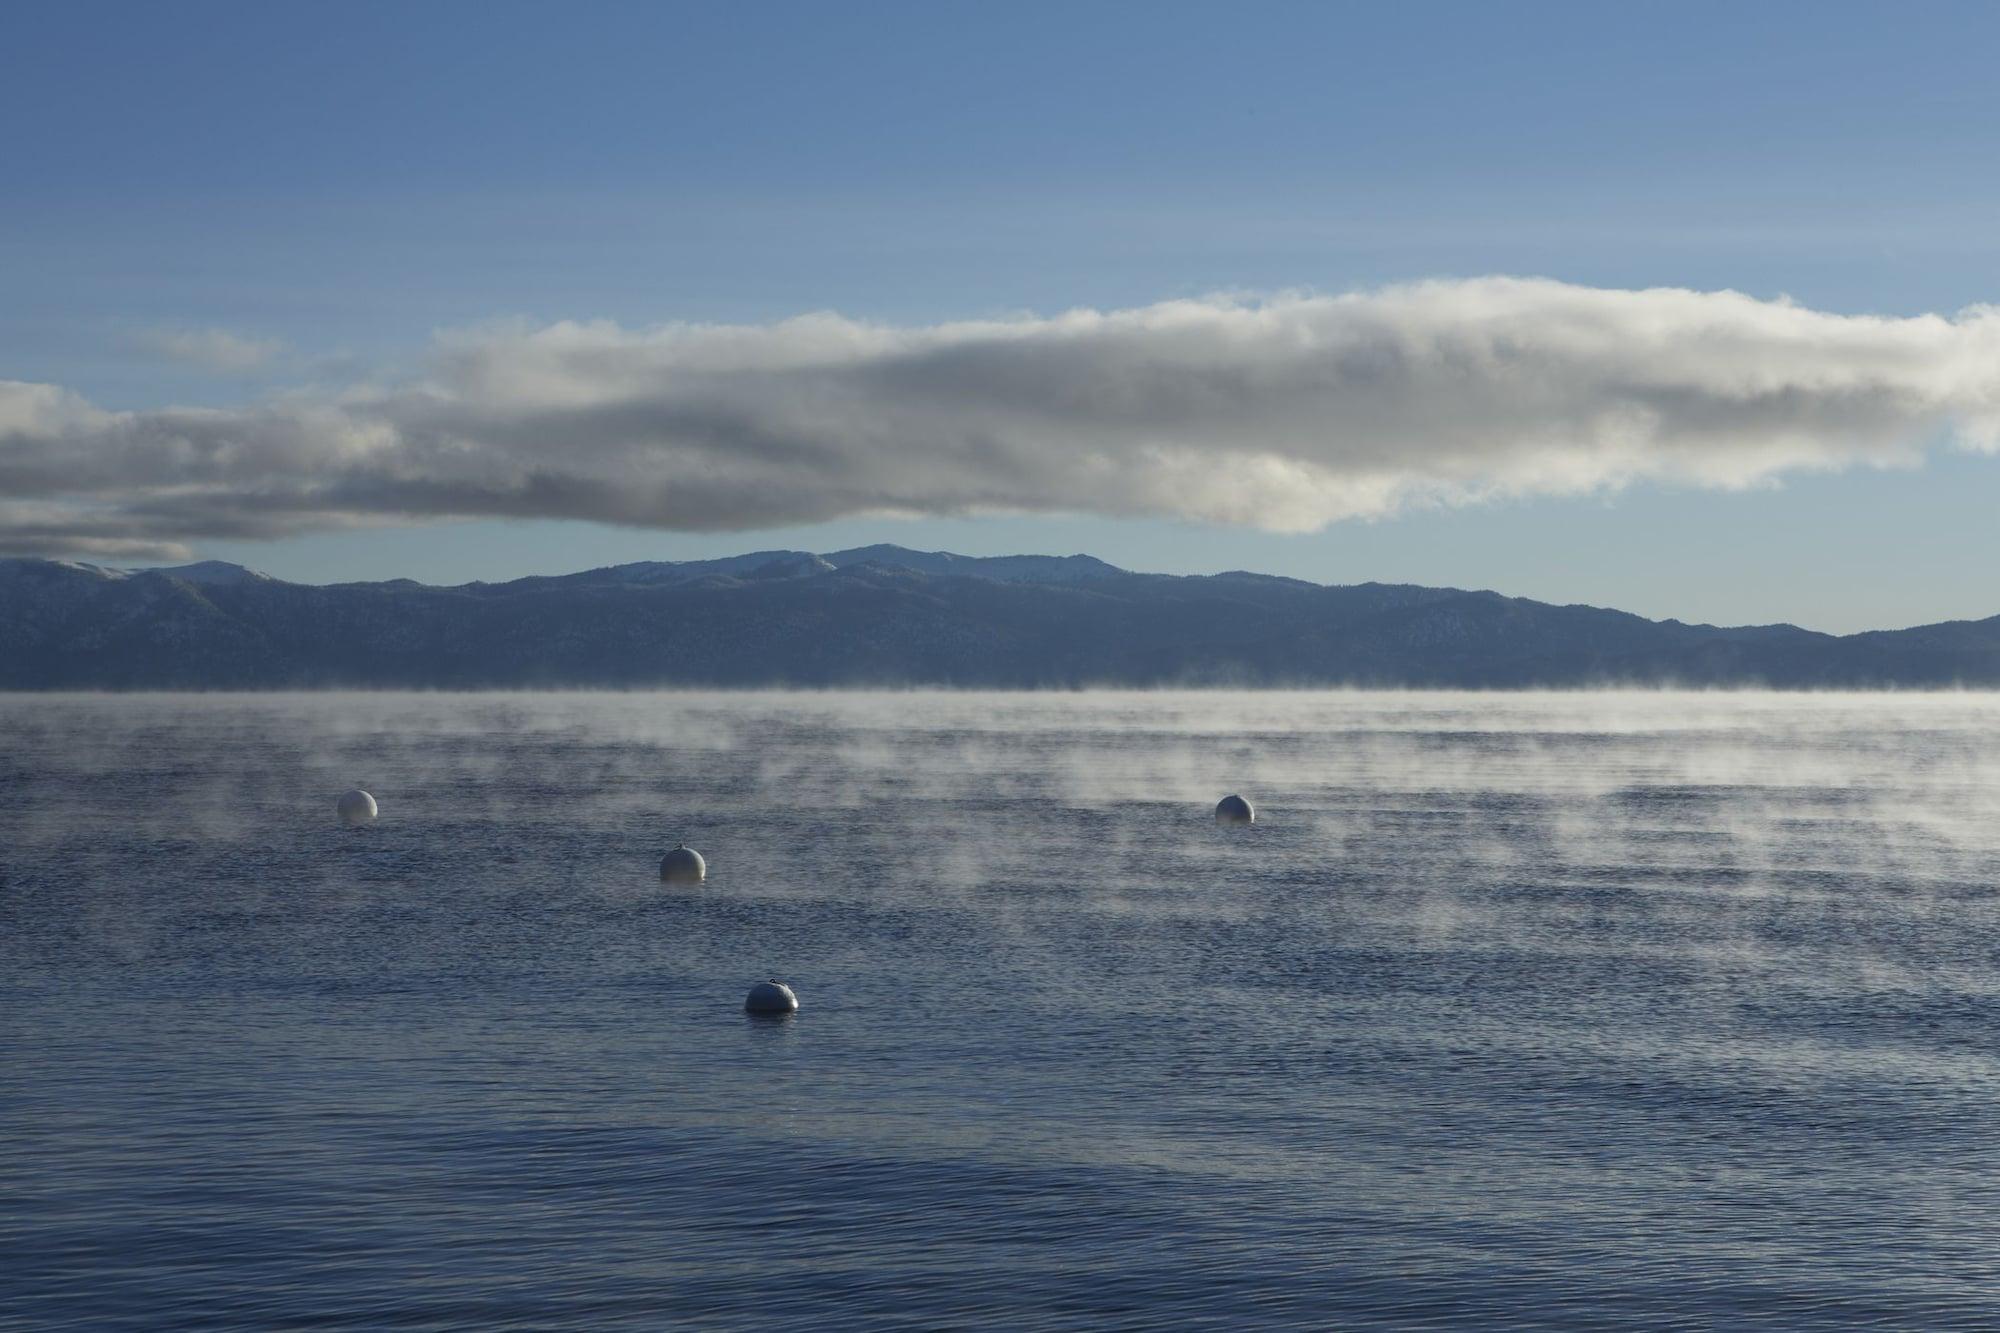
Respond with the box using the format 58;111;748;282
5;692;2000;1329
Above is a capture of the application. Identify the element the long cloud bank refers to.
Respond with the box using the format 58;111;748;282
6;277;2000;561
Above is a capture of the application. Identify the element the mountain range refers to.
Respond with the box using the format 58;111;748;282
4;544;1999;689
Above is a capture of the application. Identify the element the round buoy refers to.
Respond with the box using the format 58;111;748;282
745;980;798;1015
1215;794;1254;825
337;789;378;827
660;842;706;884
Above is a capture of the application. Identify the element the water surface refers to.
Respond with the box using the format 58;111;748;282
4;691;2000;1329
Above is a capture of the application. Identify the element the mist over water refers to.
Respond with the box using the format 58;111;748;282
5;691;2000;1329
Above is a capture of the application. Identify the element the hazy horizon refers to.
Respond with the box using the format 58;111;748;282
16;8;2000;1325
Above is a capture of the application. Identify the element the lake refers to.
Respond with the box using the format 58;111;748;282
4;691;2000;1329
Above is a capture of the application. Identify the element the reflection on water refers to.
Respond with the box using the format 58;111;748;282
4;691;2000;1329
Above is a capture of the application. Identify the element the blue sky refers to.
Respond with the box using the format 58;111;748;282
6;1;2000;631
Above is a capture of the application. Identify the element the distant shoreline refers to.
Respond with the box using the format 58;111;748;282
8;546;2000;690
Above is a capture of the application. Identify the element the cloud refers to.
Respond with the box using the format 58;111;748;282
127;325;286;373
9;278;2000;558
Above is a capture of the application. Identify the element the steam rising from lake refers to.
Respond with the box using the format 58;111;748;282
4;691;2000;1326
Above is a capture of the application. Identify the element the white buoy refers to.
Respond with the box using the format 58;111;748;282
337;789;378;827
745;980;799;1015
1215;794;1254;825
660;842;706;884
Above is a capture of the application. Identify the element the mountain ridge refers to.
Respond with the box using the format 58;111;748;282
3;544;1997;689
